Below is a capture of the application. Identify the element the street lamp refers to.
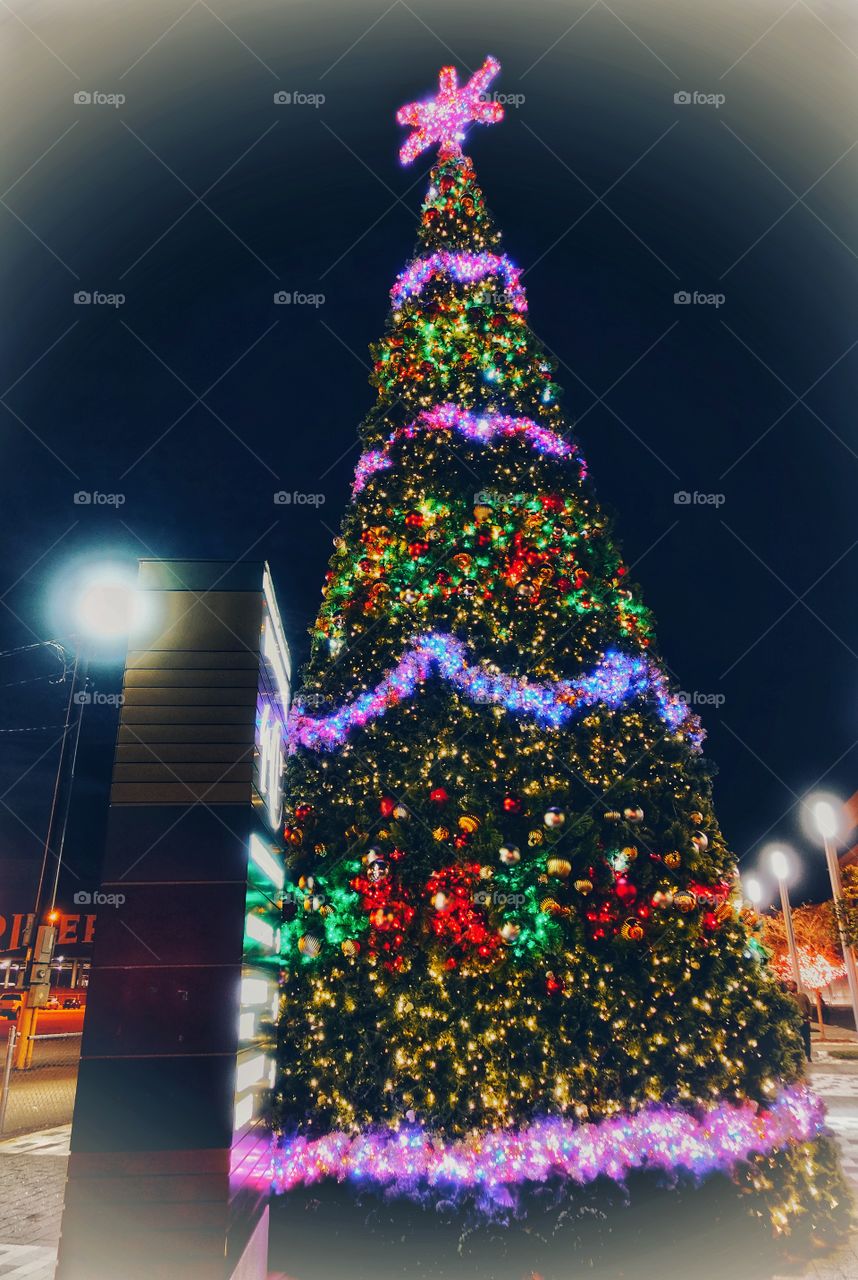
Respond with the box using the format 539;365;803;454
768;845;803;994
805;791;858;1032
20;565;141;1063
744;876;763;907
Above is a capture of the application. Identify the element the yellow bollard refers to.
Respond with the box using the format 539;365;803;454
14;998;36;1070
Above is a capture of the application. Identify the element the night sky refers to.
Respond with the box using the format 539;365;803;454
1;0;856;913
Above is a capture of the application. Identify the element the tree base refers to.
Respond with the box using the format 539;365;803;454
269;1137;852;1280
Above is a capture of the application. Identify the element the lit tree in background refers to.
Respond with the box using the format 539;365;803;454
838;864;858;949
273;58;848;1236
762;902;846;1035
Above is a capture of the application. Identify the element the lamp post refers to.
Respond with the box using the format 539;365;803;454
807;795;858;1033
17;567;139;1067
770;846;803;994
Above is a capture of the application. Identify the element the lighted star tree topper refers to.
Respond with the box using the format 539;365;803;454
396;55;504;164
272;58;850;1238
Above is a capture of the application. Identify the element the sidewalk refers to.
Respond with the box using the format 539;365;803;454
0;1125;68;1279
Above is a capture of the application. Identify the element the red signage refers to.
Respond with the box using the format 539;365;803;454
0;912;96;953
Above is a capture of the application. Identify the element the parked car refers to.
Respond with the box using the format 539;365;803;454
0;992;23;1021
63;997;82;1010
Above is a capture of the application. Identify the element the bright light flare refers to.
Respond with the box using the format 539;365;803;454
744;876;763;905
769;847;790;881
801;791;846;845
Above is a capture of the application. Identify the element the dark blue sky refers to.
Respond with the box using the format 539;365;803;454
2;0;856;910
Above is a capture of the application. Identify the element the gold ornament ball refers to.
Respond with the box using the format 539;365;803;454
341;939;360;958
663;851;682;870
298;934;322;957
433;826;451;842
604;810;621;823
574;878;593;895
621;917;645;942
621;845;639;862
527;829;544;847
547;857;572;878
458;814;480;834
673;890;697;913
689;810;704;825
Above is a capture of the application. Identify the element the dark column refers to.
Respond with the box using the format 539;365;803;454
56;560;289;1280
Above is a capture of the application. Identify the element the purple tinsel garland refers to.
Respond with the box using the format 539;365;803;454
287;633;702;754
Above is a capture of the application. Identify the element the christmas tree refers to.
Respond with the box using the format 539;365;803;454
273;58;847;1235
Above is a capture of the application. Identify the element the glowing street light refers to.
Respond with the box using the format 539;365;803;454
743;876;763;907
21;563;141;1062
767;845;803;995
73;564;145;643
805;791;858;1032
